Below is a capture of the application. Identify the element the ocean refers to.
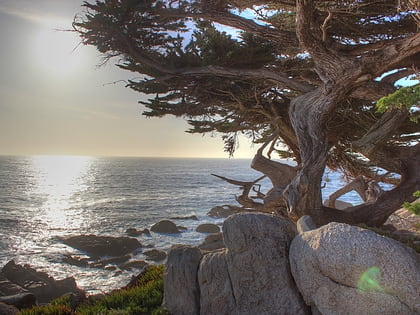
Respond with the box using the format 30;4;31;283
0;155;362;293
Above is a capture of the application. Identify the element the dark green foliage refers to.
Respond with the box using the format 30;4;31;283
376;84;420;122
74;0;420;179
18;265;168;315
403;191;420;215
77;265;167;315
18;304;73;315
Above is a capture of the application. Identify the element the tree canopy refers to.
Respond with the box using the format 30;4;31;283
74;0;420;226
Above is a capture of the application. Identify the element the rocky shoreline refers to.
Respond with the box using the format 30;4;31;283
164;213;420;315
1;204;418;313
0;205;236;312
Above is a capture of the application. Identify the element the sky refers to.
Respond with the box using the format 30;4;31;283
0;0;255;158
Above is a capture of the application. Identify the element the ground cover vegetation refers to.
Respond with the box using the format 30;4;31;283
73;0;419;227
18;265;168;315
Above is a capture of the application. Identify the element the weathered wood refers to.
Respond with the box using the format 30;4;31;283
211;173;267;211
325;176;369;207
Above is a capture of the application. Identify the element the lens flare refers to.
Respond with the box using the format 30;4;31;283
358;266;384;292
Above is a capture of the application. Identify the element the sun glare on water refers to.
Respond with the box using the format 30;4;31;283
31;155;93;228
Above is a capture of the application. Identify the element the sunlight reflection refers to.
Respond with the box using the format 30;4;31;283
357;266;384;293
31;155;93;228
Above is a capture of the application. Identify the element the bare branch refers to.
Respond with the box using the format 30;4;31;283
321;11;333;42
158;9;298;45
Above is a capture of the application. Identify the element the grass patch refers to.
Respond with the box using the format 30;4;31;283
18;265;169;315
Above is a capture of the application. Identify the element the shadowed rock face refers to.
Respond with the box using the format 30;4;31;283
60;235;142;257
290;223;420;315
0;292;36;310
0;302;19;315
163;245;202;315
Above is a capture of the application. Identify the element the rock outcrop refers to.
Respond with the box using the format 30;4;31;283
0;302;18;315
290;222;420;315
0;293;36;310
0;261;85;304
164;213;309;315
60;235;141;257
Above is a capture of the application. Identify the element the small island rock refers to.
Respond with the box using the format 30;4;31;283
196;224;220;234
170;215;199;220
150;220;181;234
0;293;36;310
60;235;142;257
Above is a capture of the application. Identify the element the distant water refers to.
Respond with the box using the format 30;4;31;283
0;155;362;293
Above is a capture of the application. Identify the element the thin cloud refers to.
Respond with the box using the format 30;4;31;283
0;3;68;28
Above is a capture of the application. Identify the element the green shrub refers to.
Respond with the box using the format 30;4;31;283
18;304;73;315
77;265;168;315
402;191;420;215
19;265;169;315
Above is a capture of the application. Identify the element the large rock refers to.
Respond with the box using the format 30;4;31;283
151;220;181;234
0;261;84;304
168;213;309;315
163;245;202;315
218;213;308;315
198;250;235;315
0;293;36;309
0;302;18;315
290;223;420;315
60;235;141;257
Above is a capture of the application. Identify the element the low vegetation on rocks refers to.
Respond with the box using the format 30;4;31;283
18;265;168;315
